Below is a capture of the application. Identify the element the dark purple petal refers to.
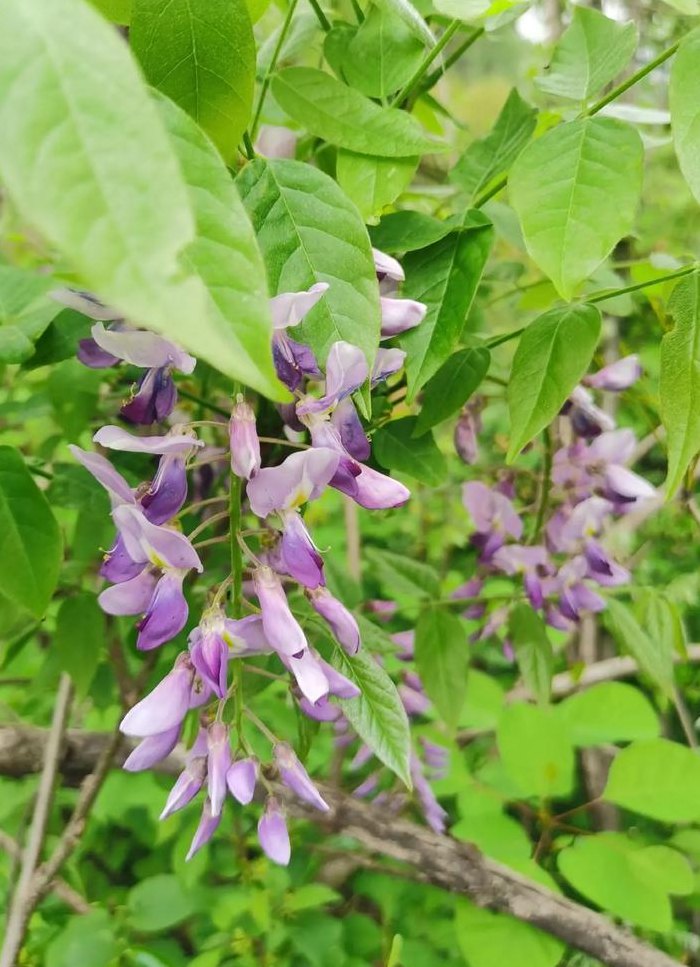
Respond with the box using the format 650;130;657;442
136;569;189;651
77;337;119;368
141;455;188;524
331;398;370;461
100;534;145;584
121;368;177;425
280;511;325;588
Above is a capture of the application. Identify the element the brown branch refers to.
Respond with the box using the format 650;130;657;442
0;724;682;967
0;832;89;915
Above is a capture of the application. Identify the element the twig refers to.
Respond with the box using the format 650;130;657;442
391;20;461;108
0;831;89;915
1;674;73;967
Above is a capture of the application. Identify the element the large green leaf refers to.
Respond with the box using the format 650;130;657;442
0;446;62;618
604;597;675;696
508;603;553;705
0;265;59;364
373;417;447;485
497;703;575;800
555;682;659;747
364;547;440;599
157;96;281;399
373;0;435;47
369;211;453;253
660;273;700;496
88;0;131;23
671;29;700;206
401;211;493;398
341;6;425;99
131;0;254;163
54;592;105;698
271;68;446;157
46;911;118;967
536;6;637;101
330;647;412;787
558;833;692;932
0;0;208;366
128;874;196;932
451;89;537;201
604;738;700;822
336;152;418;223
237;158;380;370
509;117;644;299
414;608;468;730
413;346;490;436
506;304;601;461
455;900;565;967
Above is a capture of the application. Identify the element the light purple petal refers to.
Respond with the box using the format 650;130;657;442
584;355;641;391
246;447;339;517
270;283;329;330
98;568;158;616
282;648;329;704
604;464;656;502
50;288;122;321
380;297;426;338
253;566;308;657
68;445;134;507
371;347;406;385
207;723;232;817
258;799;291;865
190;625;229;698
331;398;370;461
112;505;203;572
123;725;181;772
344;463;410;510
296;341;368;416
372;248;404;282
223;614;273;657
227;757;258;805
186;797;222;861
136;569;189;651
309;588;360;654
91;322;196;373
93;425;202;455
280;511;325;588
317;657;360;699
275;743;329;811
120;653;194;737
160;756;207;819
587;428;636;466
229;399;261;480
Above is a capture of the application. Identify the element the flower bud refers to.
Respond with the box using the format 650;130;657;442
229;397;261;480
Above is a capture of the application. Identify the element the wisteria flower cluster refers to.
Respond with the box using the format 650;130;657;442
69;249;429;862
458;355;656;649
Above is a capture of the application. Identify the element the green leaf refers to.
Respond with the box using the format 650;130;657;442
330;647;412;787
47;911;117;967
604;597;675;696
497;703;575;799
364;546;440;599
373;416;447;485
369;211;454;253
414;346;490;436
535;7;637;102
48;359;102;439
663;0;700;11
157;95;282;399
285;884;341;913
24;309;92;370
604;738;700;822
455;899;565;967
373;0;435;47
459;670;505;731
341;6;425;99
509;117;644;299
0;0;209;369
88;0;131;24
635;588;687;660
271;68;446;157
128;874;196;932
238;158;380;370
131;0;254;162
0;265;59;364
414;608;468;729
54;593;105;698
508;603;553;705
336;152;418;222
558;833;691;932
555;682;659;747
451;89;537;200
0;446;62;618
660;273;700;496
506;304;601;461
671;29;700;206
401;211;493;397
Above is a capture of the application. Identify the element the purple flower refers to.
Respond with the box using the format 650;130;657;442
77;339;119;368
189;612;231;698
112;505;203;572
410;754;448;834
121;367;178;425
564;386;615;439
317;657;360;699
556;558;606;622
380;297;426;338
253;566;308;657
331;397;370;461
227;757;258;805
308;587;360;654
136;568;189;651
229;397;261;480
278;510;325;588
160;754;207;820
270;284;328;390
274;743;329;811
462;481;522;558
207;722;232;817
98;568;158;615
123;724;181;772
454;406;481;465
93;425;202;456
584;355;641;392
89;322;196;373
492;544;550;609
69;445;134;508
246;447;340;518
100;534;146;583
140;454;188;524
372;248;404;282
120;652;195;737
297;341;369;417
258;798;291;866
371;348;406;385
281;648;330;704
603;464;656;504
187;797;222;861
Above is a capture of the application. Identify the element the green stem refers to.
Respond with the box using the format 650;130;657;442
474;39;682;209
242;131;256;160
585;40;681;117
530;428;553;544
486;326;525;349
586;264;698;304
250;0;300;142
350;0;364;23
418;27;484;95
229;474;244;620
307;0;331;31
390;20;461;108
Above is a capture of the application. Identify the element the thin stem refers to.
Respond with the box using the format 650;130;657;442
586;264;698;304
242;131;256;160
350;0;364;23
307;0;330;31
530;429;553;544
229;476;244;620
391;20;461;107
486;327;525;349
193;535;231;550
258;435;310;450
1;675;73;967
418;27;484;95
585;41;680;117
187;510;231;542
250;0;300;142
673;686;699;750
178;495;229;518
177;387;230;418
245;707;279;744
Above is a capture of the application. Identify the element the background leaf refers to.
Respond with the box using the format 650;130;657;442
535;7;637;101
364;547;440;599
604;738;700;822
127;874;196;932
373;0;435;47
373;417;447;485
671;28;700;206
0;446;62;618
555;682;659;747
336;152;418;223
497;703;575;799
660;273;700;495
413;346;490;436
54;593;105;698
401;211;493;397
131;0;255;162
0;265;59;364
341;6;425;99
271;68;446;157
331;648;412;788
508;603;553;705
507;304;601;461
455;899;565;967
238;157;380;370
415;608;468;729
604;597;675;696
509;118;644;299
369;211;453;253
